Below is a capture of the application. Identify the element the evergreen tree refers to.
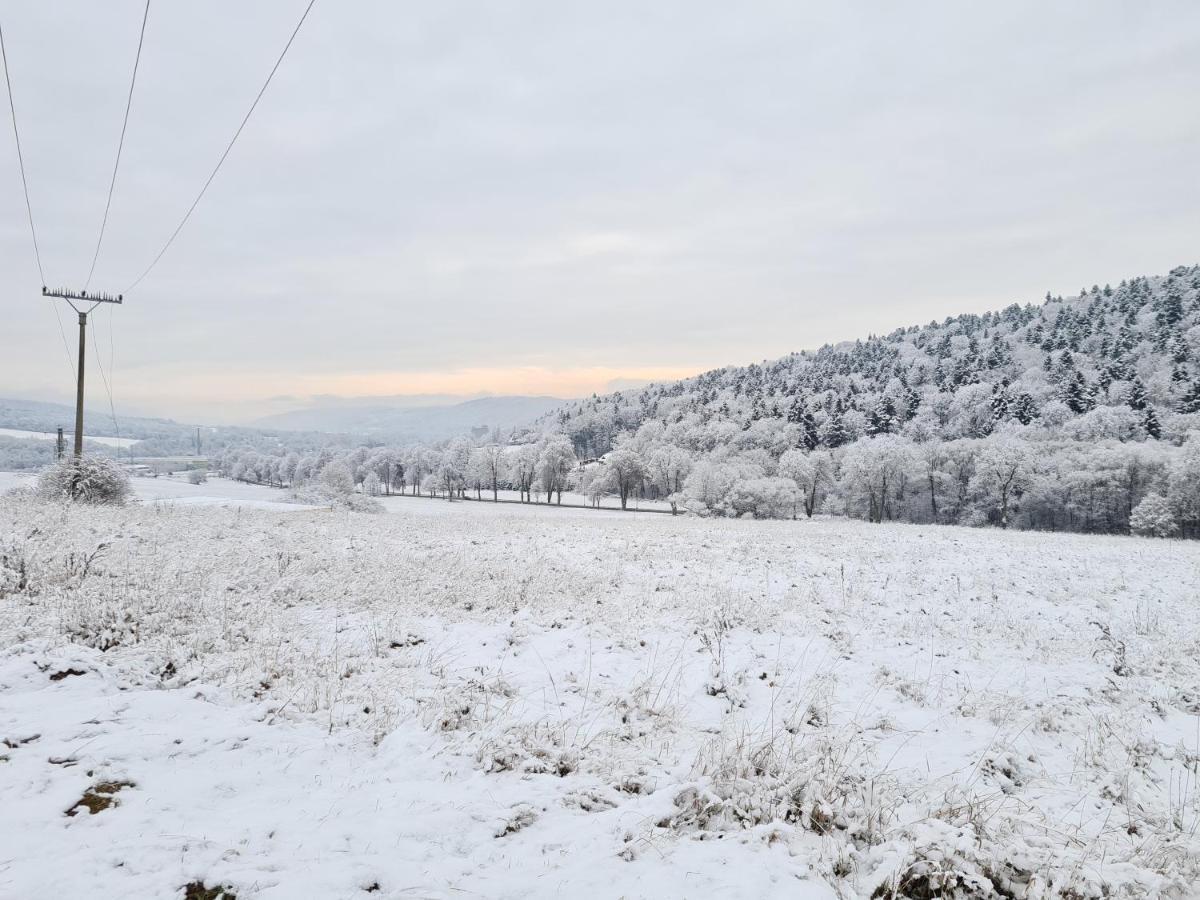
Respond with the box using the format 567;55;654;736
1011;393;1038;425
1143;406;1161;439
1158;291;1184;329
990;381;1010;422
801;410;819;451
1179;380;1200;415
1063;370;1094;414
823;409;848;448
904;387;920;420
1127;378;1149;411
867;396;898;436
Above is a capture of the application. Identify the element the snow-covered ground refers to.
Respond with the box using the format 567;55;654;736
0;471;319;513
0;470;664;518
1;492;1198;899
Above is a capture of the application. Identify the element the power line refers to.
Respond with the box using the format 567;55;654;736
1;19;46;284
84;0;151;290
2;19;75;378
91;312;122;462
51;302;76;375
123;0;318;294
82;0;151;466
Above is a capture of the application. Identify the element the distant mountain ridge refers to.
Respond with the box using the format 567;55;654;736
253;395;566;441
0;397;192;442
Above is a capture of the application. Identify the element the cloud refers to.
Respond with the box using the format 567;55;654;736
3;1;1199;423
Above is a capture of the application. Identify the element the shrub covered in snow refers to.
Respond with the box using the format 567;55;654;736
36;456;131;505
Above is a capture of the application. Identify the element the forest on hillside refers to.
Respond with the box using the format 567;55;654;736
210;266;1200;539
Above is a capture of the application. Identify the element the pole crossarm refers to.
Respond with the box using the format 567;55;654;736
41;287;126;458
43;286;123;305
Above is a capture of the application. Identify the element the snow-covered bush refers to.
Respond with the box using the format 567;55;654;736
187;468;208;485
1129;493;1178;538
36;456;131;505
722;476;800;519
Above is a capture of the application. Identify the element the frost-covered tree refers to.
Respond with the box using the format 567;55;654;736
362;471;381;497
1167;432;1200;537
606;447;646;510
319;461;355;497
647;445;692;514
970;438;1030;528
840;436;916;523
510;444;540;503
536;437;577;504
1129;493;1178;538
468;445;508;501
778;448;833;518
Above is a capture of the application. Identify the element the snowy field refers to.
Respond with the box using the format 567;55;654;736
0;471;663;517
1;491;1199;899
0;471;318;513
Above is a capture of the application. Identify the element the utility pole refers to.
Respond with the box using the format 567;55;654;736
42;286;123;457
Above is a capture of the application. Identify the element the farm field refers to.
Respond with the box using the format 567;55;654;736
1;490;1198;899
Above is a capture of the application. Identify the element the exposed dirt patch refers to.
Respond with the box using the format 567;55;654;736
65;780;135;817
49;668;87;682
183;883;237;900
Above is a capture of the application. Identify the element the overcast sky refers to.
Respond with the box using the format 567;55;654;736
2;1;1199;424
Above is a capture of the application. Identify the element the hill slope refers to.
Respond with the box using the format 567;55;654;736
548;265;1200;456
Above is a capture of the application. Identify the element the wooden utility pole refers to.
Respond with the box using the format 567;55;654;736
42;287;123;457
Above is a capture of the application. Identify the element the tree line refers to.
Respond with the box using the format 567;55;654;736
214;426;1200;539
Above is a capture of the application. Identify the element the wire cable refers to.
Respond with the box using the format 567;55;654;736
84;0;151;290
91;312;123;462
51;303;76;374
1;19;46;284
123;0;317;294
2;19;76;378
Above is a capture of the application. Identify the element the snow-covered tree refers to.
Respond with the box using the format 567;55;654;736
970;438;1030;528
469;445;508;502
606;447;645;510
1129;493;1178;538
647;445;692;514
1167;432;1200;537
536;437;577;504
362;471;381;497
840;436;916;523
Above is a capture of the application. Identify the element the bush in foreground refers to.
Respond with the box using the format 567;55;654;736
36;456;132;506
